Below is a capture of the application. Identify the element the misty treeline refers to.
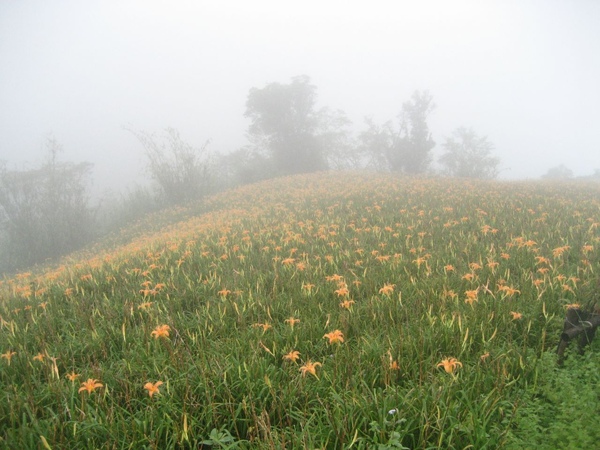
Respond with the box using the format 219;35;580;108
1;75;597;275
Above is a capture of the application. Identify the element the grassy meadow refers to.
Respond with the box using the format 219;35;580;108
1;172;600;449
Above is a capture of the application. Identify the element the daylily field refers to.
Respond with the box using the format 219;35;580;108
1;173;599;449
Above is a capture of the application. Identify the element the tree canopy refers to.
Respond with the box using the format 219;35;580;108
392;90;436;174
130;127;213;205
0;138;94;272
438;127;500;179
359;90;436;174
244;75;328;176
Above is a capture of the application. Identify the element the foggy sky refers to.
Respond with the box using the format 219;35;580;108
1;0;599;194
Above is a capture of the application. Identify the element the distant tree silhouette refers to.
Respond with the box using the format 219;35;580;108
542;164;573;180
0;138;94;272
439;127;500;179
359;90;435;174
244;75;330;177
129;128;213;205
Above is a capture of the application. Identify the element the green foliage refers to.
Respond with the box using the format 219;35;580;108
505;348;600;449
1;173;599;448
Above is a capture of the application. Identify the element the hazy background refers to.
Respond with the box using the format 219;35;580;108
1;0;599;195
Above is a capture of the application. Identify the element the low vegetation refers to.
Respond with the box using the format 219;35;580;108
1;173;599;449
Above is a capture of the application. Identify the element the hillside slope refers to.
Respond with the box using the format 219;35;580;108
1;173;599;449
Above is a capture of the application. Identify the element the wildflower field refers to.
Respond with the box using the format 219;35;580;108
1;173;600;449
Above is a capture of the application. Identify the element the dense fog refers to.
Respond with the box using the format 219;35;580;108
1;0;599;193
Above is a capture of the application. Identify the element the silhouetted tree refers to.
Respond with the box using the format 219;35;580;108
359;90;435;174
358;118;395;171
438;127;500;179
0;138;94;272
391;90;436;173
542;164;573;180
129;128;213;205
244;75;328;176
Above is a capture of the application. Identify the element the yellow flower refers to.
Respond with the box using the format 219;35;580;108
564;303;581;310
1;350;16;365
437;357;463;374
144;381;163;398
323;329;344;344
299;360;322;378
284;317;300;329
33;353;45;362
78;378;103;394
151;324;171;339
283;350;301;363
65;371;80;382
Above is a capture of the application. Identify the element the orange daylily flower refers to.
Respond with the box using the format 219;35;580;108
65;371;80;382
323;329;344;344
339;299;355;310
144;381;163;398
325;274;344;283
334;286;350;297
302;283;315;292
151;324;171;339
299;360;322;378
510;311;523;320
283;350;301;363
379;284;395;296
437;357;463;374
1;350;16;365
253;323;272;332
33;353;45;362
464;289;478;305
138;301;154;310
552;246;570;257
78;378;103;394
284;317;300;329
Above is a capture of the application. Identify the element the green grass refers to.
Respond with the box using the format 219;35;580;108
1;172;599;449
